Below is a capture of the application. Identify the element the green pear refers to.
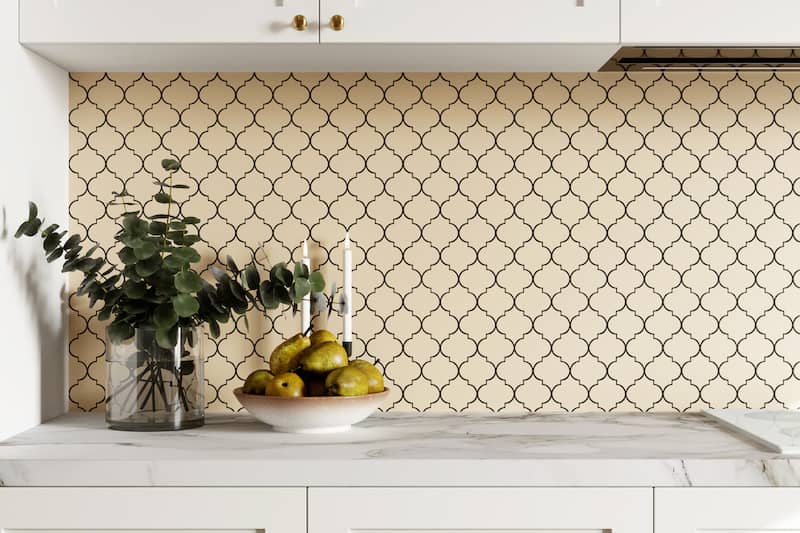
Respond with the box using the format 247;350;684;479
350;360;384;393
242;369;274;395
297;341;348;374
310;329;337;346
265;372;305;398
325;366;369;396
269;333;311;374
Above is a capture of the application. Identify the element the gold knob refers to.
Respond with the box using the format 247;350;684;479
330;14;344;31
292;14;308;31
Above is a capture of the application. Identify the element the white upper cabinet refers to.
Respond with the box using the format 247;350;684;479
622;0;800;45
320;0;620;43
20;0;320;44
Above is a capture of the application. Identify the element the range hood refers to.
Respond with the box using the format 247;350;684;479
602;47;800;71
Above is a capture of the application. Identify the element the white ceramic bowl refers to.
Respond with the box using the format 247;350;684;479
234;387;391;433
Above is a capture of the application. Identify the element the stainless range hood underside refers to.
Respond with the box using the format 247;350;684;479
602;47;800;71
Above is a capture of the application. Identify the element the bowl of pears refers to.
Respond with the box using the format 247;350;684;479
235;329;389;433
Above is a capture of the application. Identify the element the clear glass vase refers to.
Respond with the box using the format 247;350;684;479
105;325;204;431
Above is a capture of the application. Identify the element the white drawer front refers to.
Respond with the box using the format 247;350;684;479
0;488;305;533
656;488;800;533
310;487;652;533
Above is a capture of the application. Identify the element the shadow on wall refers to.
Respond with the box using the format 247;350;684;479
1;207;67;422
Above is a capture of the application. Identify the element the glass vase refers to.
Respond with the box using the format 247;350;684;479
105;325;204;431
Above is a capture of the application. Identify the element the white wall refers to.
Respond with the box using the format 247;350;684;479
0;1;69;439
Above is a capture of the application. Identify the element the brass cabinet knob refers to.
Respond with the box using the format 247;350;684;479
330;14;344;31
292;14;308;31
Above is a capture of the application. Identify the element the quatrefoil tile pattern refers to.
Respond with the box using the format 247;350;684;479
68;72;800;413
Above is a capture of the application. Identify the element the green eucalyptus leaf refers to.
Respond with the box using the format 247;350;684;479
23;218;42;237
166;230;186;243
101;274;121;290
122;213;140;233
154;192;172;204
172;293;200;318
152;269;178;297
63;234;81;250
211;267;230;285
133;240;158;260
169;220;186;230
77;277;96;297
270;262;292;286
107;321;134;343
98;307;113;321
64;246;82;261
89;288;105;309
228;278;247;304
291;278;311;302
182;216;201;225
208;319;221;339
226;255;240;274
173;247;201;263
155;326;178;349
122;299;150;315
14;221;29;239
153;303;178;329
135;255;162;277
259;281;276;310
294;261;309;280
123;264;141;281
171;183;190;190
161;159;181;171
309;271;325;292
41;223;59;237
27;202;38;221
43;231;61;252
275;285;291;305
149;221;168;235
244;263;260;290
181;234;201;245
61;258;78;273
174;270;203;293
163;254;186;271
118;247;138;265
123;280;147;299
75;257;99;273
46;247;63;262
88;258;105;275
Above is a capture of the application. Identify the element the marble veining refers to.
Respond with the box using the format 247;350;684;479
1;413;799;487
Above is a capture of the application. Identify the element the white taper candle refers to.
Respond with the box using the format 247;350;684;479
343;232;353;345
301;240;311;334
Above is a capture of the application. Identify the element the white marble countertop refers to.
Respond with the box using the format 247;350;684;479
1;412;798;487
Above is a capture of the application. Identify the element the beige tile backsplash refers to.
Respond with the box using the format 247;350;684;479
68;72;800;412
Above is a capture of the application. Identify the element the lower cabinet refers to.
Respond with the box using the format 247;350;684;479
656;488;800;532
0;487;306;533
309;487;653;533
11;486;800;532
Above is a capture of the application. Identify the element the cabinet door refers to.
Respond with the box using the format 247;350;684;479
622;0;800;45
20;0;320;44
319;0;619;44
656;488;800;532
0;487;305;533
309;487;652;533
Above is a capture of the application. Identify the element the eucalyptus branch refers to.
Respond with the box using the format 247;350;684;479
15;157;327;351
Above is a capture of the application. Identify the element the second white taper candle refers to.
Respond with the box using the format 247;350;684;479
301;240;311;334
343;233;353;346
